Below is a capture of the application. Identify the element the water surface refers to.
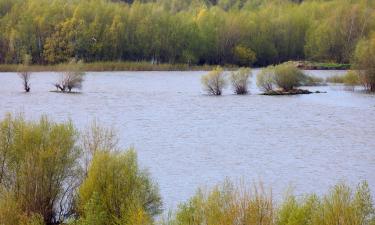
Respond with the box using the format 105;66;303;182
1;70;374;209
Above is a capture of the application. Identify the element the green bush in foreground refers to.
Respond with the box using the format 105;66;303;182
0;114;80;224
77;149;162;225
165;180;374;225
0;114;162;225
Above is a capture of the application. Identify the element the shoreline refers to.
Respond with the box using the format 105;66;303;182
0;61;350;72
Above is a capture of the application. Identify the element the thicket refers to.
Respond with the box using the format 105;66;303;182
0;0;373;67
163;180;375;225
0;114;161;225
0;114;374;225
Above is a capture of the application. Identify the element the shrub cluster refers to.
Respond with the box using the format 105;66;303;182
0;114;161;225
202;67;252;95
256;63;308;92
164;180;375;225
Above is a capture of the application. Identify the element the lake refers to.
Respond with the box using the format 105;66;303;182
1;70;374;209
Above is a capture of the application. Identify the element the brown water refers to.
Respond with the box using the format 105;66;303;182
1;70;374;209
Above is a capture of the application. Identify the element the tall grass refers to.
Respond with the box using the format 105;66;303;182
0;62;219;72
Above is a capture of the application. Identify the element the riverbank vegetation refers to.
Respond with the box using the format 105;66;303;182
0;114;374;225
163;180;374;225
0;0;373;68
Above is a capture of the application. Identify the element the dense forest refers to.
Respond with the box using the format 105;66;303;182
0;0;374;66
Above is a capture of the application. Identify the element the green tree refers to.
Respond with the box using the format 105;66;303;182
77;149;162;225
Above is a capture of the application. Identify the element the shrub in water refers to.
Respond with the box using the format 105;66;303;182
257;66;276;92
55;59;85;92
230;67;252;94
353;34;375;92
201;67;226;95
274;63;306;91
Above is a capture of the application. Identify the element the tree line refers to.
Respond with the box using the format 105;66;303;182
0;0;374;67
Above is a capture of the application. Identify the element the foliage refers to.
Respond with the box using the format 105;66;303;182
257;66;275;92
166;180;375;225
277;182;374;225
302;75;325;86
171;180;274;225
230;67;252;94
274;63;306;91
0;113;81;224
55;60;85;92
77;149;162;225
201;66;226;95
353;34;375;92
0;0;373;66
343;71;360;87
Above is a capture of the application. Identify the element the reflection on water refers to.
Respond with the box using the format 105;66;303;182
1;70;374;209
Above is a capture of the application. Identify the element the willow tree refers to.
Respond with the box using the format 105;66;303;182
0;114;81;224
353;34;375;92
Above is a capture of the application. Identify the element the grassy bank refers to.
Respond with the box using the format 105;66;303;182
0;61;221;72
294;61;351;70
0;61;351;72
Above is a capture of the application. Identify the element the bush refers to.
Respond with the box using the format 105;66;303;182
170;180;274;225
302;75;325;86
278;182;374;225
325;72;359;89
274;63;306;91
77;149;162;225
0;114;81;224
230;68;252;94
17;54;32;92
166;180;374;225
326;75;345;83
353;34;375;92
55;59;85;92
343;71;360;88
257;66;276;92
201;67;226;95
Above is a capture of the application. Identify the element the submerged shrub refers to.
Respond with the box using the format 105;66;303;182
343;71;360;89
302;75;325;86
257;66;276;92
326;74;345;83
77;149;162;225
55;59;85;92
230;68;252;94
201;67;226;95
274;63;306;91
353;34;375;92
17;54;32;92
